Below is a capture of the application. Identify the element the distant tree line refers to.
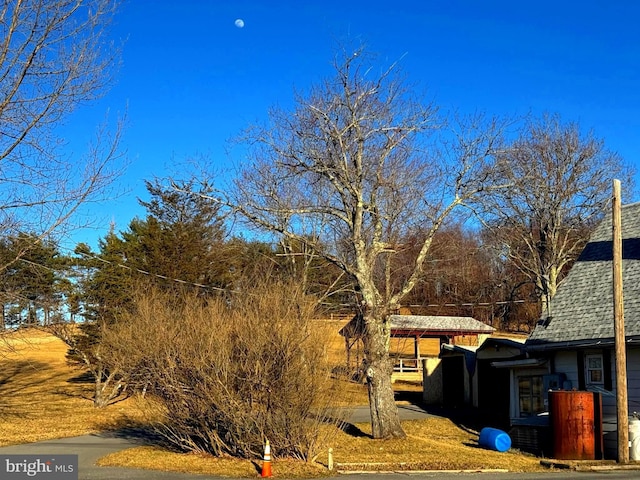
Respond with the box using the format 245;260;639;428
0;157;631;336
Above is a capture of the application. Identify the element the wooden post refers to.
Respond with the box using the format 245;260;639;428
345;336;351;371
613;178;629;463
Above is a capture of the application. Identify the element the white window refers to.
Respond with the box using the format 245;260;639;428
518;375;544;417
585;354;604;385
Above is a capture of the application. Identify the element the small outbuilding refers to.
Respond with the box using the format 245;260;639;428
339;314;495;383
437;336;527;427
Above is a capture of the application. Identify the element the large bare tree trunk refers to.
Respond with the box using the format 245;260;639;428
362;313;405;439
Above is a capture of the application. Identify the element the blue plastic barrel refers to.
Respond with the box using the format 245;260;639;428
478;427;511;452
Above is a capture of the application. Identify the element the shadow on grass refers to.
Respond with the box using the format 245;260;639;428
392;384;505;439
462;440;490;449
0;360;49;388
339;422;370;438
66;371;94;384
0;360;51;417
420;404;507;436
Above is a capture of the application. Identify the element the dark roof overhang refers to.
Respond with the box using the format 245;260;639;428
491;358;548;368
526;335;640;352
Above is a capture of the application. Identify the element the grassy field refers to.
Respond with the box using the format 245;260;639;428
0;326;547;477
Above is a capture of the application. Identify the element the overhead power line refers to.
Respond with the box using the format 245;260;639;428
8;246;540;310
405;299;531;308
52;245;230;292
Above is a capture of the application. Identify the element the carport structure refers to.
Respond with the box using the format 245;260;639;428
339;314;495;381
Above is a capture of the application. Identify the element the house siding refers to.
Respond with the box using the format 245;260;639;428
592;347;640;459
553;350;578;390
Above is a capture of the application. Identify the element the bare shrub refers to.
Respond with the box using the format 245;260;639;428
104;280;345;461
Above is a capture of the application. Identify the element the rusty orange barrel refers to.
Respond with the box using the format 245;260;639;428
549;391;602;460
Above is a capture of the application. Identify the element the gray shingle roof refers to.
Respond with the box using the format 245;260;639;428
339;314;494;337
527;202;640;348
389;315;495;333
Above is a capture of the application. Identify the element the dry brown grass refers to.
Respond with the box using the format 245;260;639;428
96;446;333;478
0;329;148;446
328;419;545;472
96;417;546;476
0;327;548;477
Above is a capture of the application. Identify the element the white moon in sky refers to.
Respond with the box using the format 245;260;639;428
235;18;244;28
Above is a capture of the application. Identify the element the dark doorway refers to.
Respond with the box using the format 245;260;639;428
477;359;510;428
442;355;465;407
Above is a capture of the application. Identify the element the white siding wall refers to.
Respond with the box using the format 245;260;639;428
552;350;578;389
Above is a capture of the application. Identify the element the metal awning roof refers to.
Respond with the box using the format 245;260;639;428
490;358;548;368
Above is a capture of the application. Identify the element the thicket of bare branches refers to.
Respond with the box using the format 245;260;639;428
0;0;124;268
102;280;344;461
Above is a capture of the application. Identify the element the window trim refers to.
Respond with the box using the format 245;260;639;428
517;374;545;418
585;353;605;386
578;349;612;391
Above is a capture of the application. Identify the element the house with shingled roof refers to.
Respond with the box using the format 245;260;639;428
494;202;640;458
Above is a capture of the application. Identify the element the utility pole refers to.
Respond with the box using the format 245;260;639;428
613;178;629;463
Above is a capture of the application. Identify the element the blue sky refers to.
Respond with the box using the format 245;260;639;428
63;0;640;249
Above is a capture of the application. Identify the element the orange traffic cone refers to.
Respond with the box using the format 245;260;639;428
261;440;272;477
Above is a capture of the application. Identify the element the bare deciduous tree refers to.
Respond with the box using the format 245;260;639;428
473;114;634;320
191;47;509;439
0;0;124;269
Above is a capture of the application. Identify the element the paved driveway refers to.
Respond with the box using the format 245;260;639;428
347;403;435;423
0;433;224;479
